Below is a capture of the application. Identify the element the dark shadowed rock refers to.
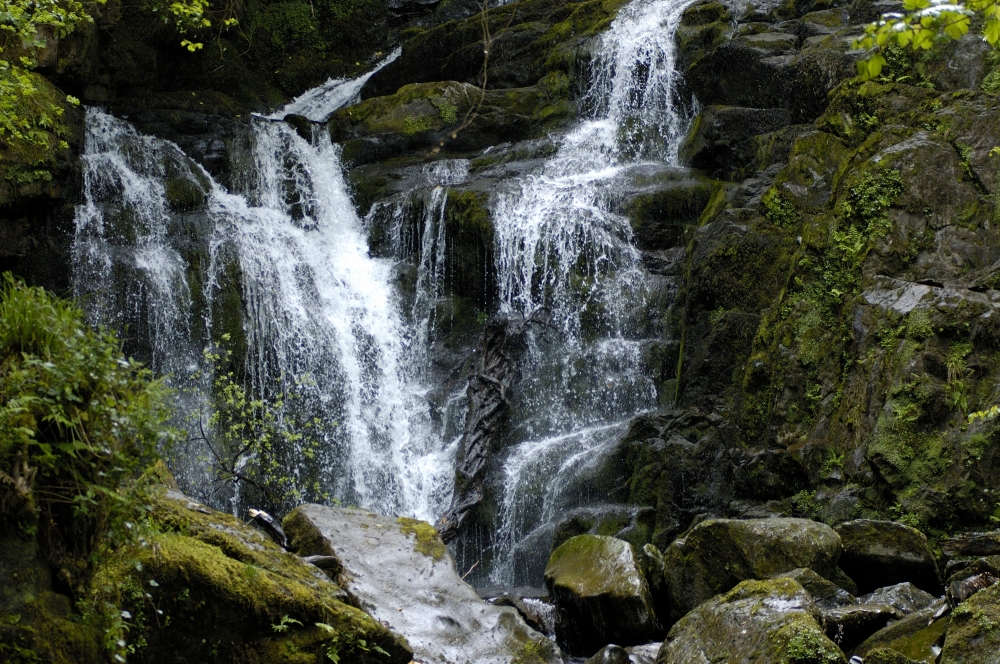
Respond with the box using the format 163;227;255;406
657;577;846;664
835;520;941;595
284;504;562;664
823;604;903;651
544;534;656;655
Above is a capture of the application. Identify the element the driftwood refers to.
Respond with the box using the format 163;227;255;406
435;311;550;543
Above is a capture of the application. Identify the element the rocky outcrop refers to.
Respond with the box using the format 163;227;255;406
284;504;562;664
835;520;941;595
657;577;846;664
543;534;656;656
95;488;412;664
661;517;849;623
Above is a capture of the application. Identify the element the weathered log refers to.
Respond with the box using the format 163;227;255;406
436;312;549;543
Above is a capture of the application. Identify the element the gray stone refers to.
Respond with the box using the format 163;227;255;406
284;504;562;664
544;534;656;656
859;583;936;616
775;567;857;611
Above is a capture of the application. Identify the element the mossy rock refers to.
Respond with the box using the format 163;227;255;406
657;577;846;664
940;581;1000;663
544;534;656;655
835;520;941;595
853;603;950;664
662;517;847;623
92;488;412;664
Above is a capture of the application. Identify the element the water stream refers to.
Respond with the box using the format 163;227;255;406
73;51;455;521
72;0;696;585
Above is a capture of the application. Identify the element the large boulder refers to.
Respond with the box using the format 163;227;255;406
283;504;561;664
835;520;941;595
93;489;412;664
656;577;846;664
662;517;848;623
544;534;656;655
940;581;1000;663
859;583;936;616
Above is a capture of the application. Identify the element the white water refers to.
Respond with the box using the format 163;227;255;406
73;59;452;521
72;0;696;585
487;0;697;584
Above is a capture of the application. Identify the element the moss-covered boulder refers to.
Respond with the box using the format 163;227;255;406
940;580;1000;663
680;106;791;179
95;488;411;664
657;577;846;664
859;583;937;616
330;76;573;166
775;567;857;611
853;602;950;664
662;517;848;623
284;504;561;664
835;520;941;595
544;534;656;655
663;519;845;621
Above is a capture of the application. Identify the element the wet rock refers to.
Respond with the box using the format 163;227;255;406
284;504;561;664
776;567;857;611
859;583;936;616
544;534;656;655
940;580;1000;663
551;505;657;552
94;489;412;664
584;644;630;664
680;106;791;179
657;577;845;664
835;520;941;595
941;530;1000;558
625;643;660;664
823;604;903;651
853;602;949;663
662;517;847;623
492;593;559;637
863;649;921;664
638;543;670;626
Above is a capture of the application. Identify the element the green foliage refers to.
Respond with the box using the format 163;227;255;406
272;614;302;633
761;188;798;228
855;0;1000;80
189;336;333;515
0;274;170;587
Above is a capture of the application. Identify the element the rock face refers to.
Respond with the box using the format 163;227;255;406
853;603;949;664
99;488;412;664
835;520;941;595
284;504;562;664
657;577;846;664
662;517;847;623
940;581;1000;663
544;535;656;655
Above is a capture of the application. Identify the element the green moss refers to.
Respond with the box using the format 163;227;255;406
780;621;845;664
396;517;446;561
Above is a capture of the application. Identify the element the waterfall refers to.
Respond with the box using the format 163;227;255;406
485;0;698;584
72;52;456;521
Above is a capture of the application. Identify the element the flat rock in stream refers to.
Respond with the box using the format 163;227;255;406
284;504;562;664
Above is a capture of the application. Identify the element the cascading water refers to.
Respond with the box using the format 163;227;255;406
72;0;697;587
483;0;698;584
72;52;456;521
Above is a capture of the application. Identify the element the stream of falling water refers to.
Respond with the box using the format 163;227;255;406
72;51;457;521
486;0;698;584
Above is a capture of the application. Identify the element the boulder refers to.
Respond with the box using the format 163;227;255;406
92;489;412;664
852;602;949;663
680;106;791;179
941;530;1000;558
551;505;657;552
859;583;936;616
864;649;922;664
940;581;1000;663
822;604;903;651
835;520;941;595
584;645;630;664
662;517;847;623
284;504;561;664
776;568;857;611
657;577;846;664
544;534;656;655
